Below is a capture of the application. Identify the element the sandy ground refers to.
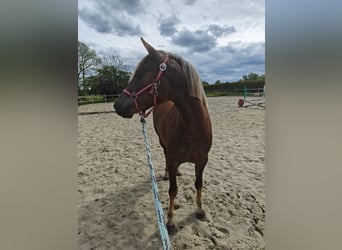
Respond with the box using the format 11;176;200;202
78;96;265;250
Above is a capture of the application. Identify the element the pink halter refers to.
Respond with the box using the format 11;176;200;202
123;55;170;118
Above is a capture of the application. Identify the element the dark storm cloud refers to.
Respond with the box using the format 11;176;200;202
206;24;236;37
78;0;144;36
108;0;144;14
158;15;180;36
166;23;236;53
182;0;197;5
93;0;144;15
79;11;112;33
171;29;217;52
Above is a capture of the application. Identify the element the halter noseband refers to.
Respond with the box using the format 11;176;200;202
123;55;170;118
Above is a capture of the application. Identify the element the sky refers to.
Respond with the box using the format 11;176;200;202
78;0;264;83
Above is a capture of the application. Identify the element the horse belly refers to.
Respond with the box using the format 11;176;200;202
167;133;210;164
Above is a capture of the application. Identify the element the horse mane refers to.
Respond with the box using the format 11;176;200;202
160;51;207;106
130;50;207;106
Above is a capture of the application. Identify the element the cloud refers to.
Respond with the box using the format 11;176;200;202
165;23;237;53
78;11;111;33
78;0;265;82
182;0;197;5
158;15;180;36
94;0;144;15
206;24;236;37
222;41;265;64
180;41;264;82
171;28;217;52
78;0;144;36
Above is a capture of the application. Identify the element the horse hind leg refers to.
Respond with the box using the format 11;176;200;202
161;146;172;181
163;164;169;180
162;156;182;180
163;165;182;180
194;158;208;220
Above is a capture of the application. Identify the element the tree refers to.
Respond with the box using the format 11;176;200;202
101;55;125;70
96;54;128;95
202;81;209;86
241;72;265;81
258;74;265;81
78;41;101;95
97;67;130;95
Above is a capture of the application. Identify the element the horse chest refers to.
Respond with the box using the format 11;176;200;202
153;102;211;163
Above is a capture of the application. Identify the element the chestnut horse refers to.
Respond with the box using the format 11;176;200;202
114;38;212;233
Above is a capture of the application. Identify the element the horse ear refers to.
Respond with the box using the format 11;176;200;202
140;37;158;57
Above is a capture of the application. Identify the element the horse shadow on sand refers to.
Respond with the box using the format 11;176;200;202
78;172;211;250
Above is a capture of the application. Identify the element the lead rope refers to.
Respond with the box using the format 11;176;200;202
140;115;172;250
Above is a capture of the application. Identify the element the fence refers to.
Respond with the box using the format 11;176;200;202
78;94;119;105
244;87;265;97
78;88;264;105
205;87;264;97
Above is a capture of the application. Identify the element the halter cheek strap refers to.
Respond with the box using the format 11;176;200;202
123;55;170;118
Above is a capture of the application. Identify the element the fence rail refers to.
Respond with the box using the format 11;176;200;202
205;87;265;97
78;88;264;105
78;94;119;105
205;87;264;93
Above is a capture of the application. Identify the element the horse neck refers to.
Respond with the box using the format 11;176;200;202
171;93;211;136
163;63;211;136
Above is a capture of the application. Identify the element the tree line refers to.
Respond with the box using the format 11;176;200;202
203;72;265;93
78;41;265;96
78;41;130;96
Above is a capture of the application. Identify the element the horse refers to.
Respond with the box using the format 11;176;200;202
114;38;212;233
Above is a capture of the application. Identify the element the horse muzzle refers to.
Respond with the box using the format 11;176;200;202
114;100;134;118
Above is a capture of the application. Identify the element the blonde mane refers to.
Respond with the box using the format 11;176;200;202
160;51;207;106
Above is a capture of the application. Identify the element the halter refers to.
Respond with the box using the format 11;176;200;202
123;55;170;118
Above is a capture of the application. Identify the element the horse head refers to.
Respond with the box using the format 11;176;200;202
114;38;171;118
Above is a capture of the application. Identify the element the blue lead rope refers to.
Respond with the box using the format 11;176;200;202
140;116;172;250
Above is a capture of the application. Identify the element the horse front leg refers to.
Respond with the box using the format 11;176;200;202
195;158;208;219
166;160;178;234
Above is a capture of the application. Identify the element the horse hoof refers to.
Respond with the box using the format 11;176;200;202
196;210;206;220
162;175;169;181
167;224;177;235
176;171;182;176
